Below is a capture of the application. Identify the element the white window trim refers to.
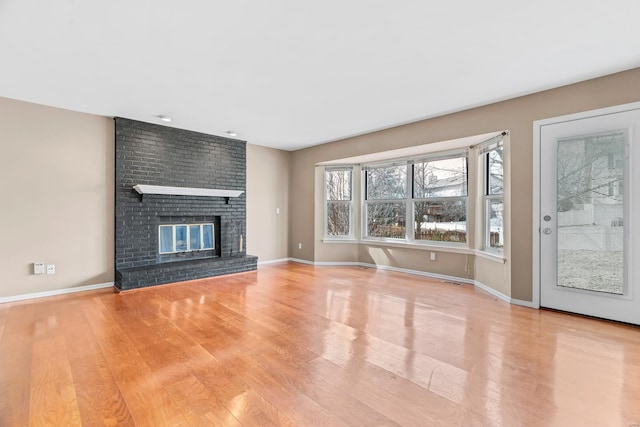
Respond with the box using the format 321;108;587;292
363;199;408;240
473;248;506;263
411;197;468;245
362;160;409;240
484;194;504;251
480;139;504;254
324;166;355;239
361;152;469;246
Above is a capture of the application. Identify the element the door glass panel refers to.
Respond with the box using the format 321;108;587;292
556;131;625;294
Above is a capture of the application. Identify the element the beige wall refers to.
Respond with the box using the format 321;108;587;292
0;99;292;299
246;144;290;261
3;67;639;301
359;245;475;281
0;97;114;298
290;67;640;302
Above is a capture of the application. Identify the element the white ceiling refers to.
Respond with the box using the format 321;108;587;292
1;1;639;151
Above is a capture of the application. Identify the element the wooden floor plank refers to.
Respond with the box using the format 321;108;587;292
0;303;34;427
28;336;82;427
163;375;243;427
0;262;639;426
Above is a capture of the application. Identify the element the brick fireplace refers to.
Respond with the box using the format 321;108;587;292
114;118;257;291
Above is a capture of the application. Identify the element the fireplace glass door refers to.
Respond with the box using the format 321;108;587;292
159;223;215;254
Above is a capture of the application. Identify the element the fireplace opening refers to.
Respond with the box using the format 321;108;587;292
159;223;214;254
157;215;221;263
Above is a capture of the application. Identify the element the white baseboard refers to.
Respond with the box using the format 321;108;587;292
473;280;512;304
510;298;539;309
288;257;315;265
287;258;537;309
314;261;361;267
257;258;292;266
0;282;114;304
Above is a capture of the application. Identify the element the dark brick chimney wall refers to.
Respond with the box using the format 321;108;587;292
114;118;257;290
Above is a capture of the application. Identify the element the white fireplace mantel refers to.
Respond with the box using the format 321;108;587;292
133;184;244;198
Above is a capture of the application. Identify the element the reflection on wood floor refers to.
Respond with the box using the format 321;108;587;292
0;262;638;426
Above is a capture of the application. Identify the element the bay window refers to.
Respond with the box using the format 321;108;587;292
321;133;507;255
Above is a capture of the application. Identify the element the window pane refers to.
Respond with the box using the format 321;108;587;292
175;225;188;252
366;165;406;199
414;200;466;242
487;199;504;248
556;132;625;294
367;202;406;238
159;226;173;253
327;202;350;236
326;169;352;201
414;157;467;198
557;132;624;211
202;224;214;249
488;147;503;195
190;225;201;250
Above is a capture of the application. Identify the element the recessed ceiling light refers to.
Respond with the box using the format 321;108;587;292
158;115;172;122
226;131;238;137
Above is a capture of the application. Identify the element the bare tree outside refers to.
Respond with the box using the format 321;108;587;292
557;134;623;212
326;168;352;236
366;164;406;199
365;165;407;238
486;146;503;248
556;132;625;294
333;154;471;242
413;157;467;242
367;202;406;238
487;147;503;194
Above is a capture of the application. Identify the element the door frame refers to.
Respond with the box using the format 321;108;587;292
532;101;640;311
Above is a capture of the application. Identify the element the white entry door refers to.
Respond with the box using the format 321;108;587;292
537;104;640;325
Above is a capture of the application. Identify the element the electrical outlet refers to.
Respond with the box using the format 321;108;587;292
46;264;56;275
34;261;45;275
276;207;280;214
430;252;436;261
298;243;302;250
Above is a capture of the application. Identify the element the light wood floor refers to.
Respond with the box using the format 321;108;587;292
1;262;639;426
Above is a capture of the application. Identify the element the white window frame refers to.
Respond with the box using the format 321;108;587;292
324;166;354;239
411;153;469;245
480;137;504;252
360;150;469;246
362;161;409;240
158;223;215;254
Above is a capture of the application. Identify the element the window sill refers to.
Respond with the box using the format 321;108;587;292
322;238;358;244
473;249;506;263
